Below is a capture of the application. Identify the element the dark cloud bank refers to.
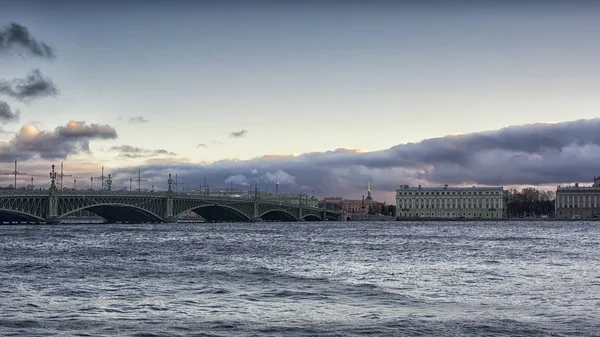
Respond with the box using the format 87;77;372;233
111;118;600;198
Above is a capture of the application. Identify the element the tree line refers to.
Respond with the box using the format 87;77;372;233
507;187;555;217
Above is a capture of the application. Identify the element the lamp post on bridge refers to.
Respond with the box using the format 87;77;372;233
164;173;176;223
46;164;60;224
49;164;57;191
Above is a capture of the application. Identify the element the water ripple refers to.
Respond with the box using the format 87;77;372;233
1;221;599;336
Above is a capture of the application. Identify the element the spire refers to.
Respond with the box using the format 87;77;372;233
366;180;373;200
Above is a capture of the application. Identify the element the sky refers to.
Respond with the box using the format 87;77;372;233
0;0;599;202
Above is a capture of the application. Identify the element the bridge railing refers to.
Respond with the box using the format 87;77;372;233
0;189;50;196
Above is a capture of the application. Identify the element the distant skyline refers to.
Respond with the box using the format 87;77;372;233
1;1;600;202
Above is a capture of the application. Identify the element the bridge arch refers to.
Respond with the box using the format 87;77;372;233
302;214;322;221
61;203;163;223
0;208;45;223
177;204;252;222
259;209;298;222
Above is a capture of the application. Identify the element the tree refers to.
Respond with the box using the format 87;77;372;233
507;187;555;217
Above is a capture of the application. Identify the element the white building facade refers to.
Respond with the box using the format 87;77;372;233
555;177;600;219
396;185;507;219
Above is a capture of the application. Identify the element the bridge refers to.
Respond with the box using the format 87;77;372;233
0;170;343;224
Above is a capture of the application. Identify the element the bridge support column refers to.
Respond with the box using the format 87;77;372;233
163;196;177;223
46;194;61;225
252;200;261;222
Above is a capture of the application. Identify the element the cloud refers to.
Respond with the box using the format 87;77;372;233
196;143;207;148
128;116;148;124
224;174;250;186
0;69;59;101
263;170;297;185
229;129;248;138
0;100;20;123
0;121;117;162
109;145;176;158
212;140;224;145
109;118;600;201
56;121;117;139
0;22;55;59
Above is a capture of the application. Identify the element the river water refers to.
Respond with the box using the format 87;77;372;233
1;221;599;336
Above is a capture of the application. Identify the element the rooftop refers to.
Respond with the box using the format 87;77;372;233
397;185;503;191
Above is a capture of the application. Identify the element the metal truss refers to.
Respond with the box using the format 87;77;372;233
57;195;166;220
173;197;255;221
0;195;47;221
0;191;342;223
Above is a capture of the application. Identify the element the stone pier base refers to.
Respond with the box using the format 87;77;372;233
46;217;62;225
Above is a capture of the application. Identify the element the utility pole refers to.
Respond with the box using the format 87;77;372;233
93;166;107;190
4;158;26;189
58;162;72;190
132;169;148;191
174;174;184;193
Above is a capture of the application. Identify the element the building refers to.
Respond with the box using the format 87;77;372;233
395;185;507;219
555;177;600;219
322;182;385;214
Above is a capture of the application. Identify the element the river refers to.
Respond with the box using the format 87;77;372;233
1;221;599;336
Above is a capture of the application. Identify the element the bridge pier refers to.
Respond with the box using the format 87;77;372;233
46;217;61;225
252;217;262;222
164;217;178;223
